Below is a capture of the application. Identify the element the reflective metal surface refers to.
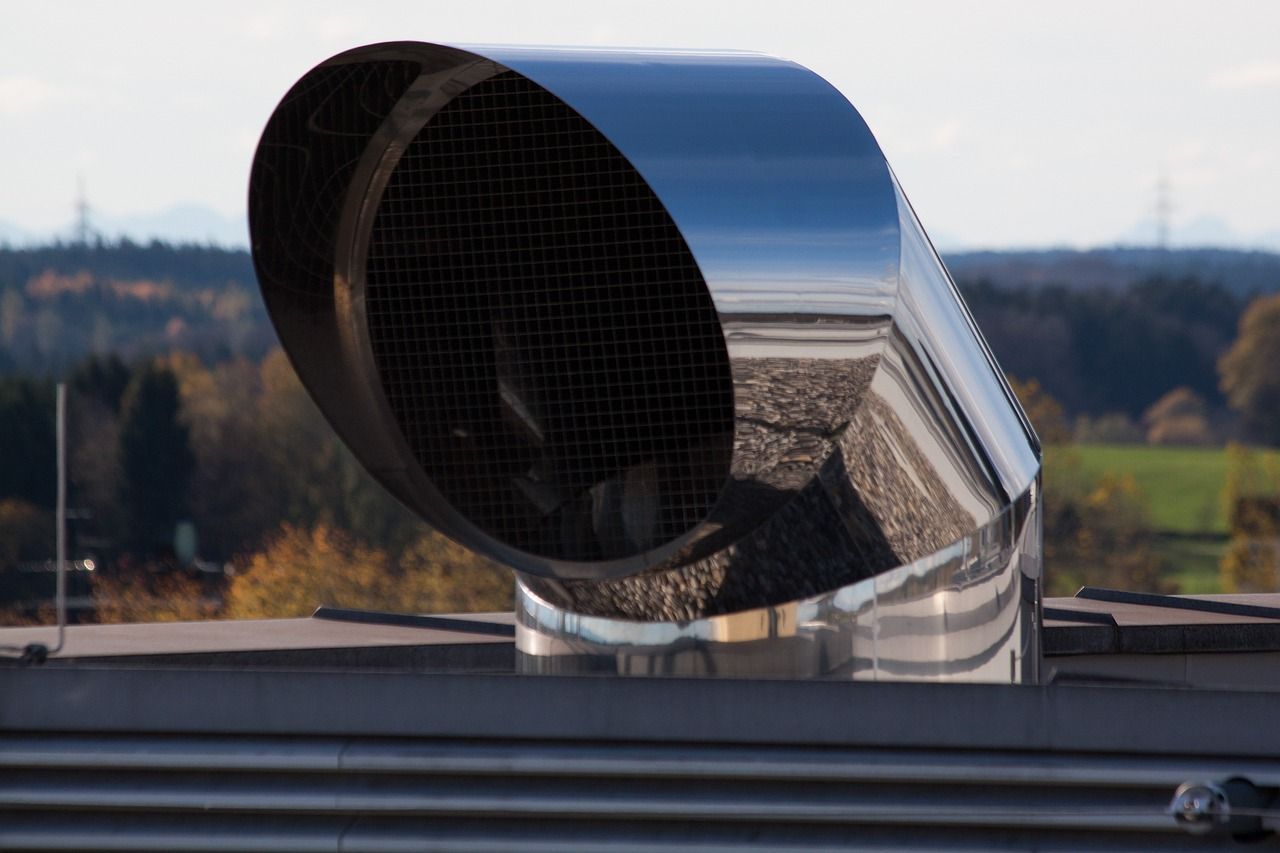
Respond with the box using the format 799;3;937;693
249;41;1042;682
518;483;1039;682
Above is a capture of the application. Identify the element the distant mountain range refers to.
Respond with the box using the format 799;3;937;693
0;219;34;246
94;205;248;248
1114;214;1280;255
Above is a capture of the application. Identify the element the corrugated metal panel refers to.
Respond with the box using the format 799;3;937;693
0;734;1263;851
5;668;1280;849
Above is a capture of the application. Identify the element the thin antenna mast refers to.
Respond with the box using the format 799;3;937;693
1156;171;1172;251
75;175;91;246
53;382;67;654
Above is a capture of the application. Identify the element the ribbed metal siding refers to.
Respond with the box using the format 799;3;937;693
0;733;1258;851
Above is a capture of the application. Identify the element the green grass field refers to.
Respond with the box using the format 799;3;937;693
1156;537;1228;595
1073;444;1234;535
1062;444;1280;594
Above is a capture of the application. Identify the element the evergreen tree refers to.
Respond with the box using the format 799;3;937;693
0;378;55;508
118;363;194;554
70;353;130;413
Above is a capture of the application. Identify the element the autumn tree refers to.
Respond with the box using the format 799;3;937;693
224;524;391;619
225;523;512;620
400;529;513;613
1007;376;1071;445
1219;292;1280;446
1041;447;1168;596
1073;412;1143;445
256;349;423;553
1142;386;1213;446
59;347;427;563
163;352;275;558
1220;443;1280;592
91;571;221;624
0;287;25;349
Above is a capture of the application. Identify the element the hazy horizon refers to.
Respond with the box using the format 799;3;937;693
3;1;1278;251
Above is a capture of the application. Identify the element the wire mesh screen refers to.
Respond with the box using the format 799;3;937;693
364;71;734;561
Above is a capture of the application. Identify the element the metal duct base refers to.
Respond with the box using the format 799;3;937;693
516;485;1041;683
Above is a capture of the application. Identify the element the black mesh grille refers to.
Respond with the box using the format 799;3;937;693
365;71;734;561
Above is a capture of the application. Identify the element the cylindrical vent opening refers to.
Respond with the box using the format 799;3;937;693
363;70;735;562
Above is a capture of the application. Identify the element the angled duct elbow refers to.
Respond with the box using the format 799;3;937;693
249;42;1043;682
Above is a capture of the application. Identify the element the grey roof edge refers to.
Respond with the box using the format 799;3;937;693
1077;586;1280;620
1044;622;1280;656
2;666;1278;759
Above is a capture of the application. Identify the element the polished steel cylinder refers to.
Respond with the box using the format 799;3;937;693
249;42;1043;682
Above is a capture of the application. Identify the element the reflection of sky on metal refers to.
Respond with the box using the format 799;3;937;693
891;178;1041;503
723;323;886;361
488;44;900;323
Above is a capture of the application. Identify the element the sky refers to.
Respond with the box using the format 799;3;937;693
2;0;1279;250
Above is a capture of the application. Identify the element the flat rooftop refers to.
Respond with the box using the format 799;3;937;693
3;588;1280;687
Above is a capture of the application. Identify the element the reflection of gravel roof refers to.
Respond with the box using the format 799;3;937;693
734;357;878;433
729;357;878;489
522;354;978;621
838;393;975;563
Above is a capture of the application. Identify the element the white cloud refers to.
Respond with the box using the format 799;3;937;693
1165;140;1206;164
0;76;63;115
1209;62;1280;89
588;23;622;44
241;11;363;42
879;118;966;157
311;13;364;41
929;120;963;151
241;12;283;40
232;128;261;155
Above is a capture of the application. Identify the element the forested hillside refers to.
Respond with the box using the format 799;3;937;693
0;241;271;376
2;241;1279;623
959;276;1243;419
4;242;1277;425
947;247;1280;295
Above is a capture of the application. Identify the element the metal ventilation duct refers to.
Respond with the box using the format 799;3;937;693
249;42;1043;683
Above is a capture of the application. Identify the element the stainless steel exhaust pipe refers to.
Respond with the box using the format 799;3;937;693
249;42;1042;682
